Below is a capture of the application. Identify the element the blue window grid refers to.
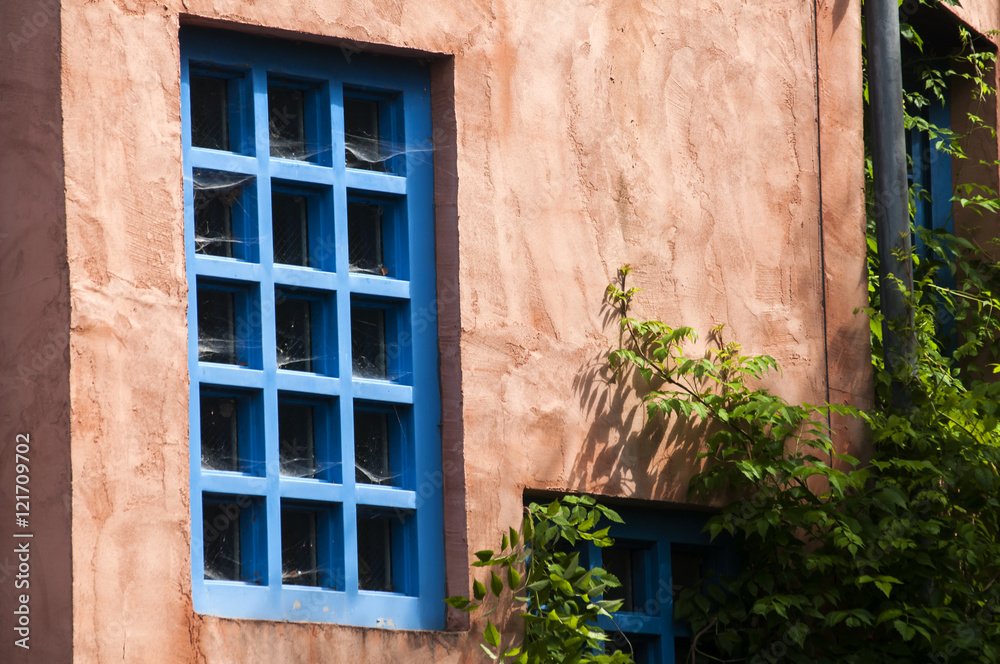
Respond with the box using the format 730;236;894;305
907;92;956;339
909;97;954;252
182;28;444;629
578;508;733;664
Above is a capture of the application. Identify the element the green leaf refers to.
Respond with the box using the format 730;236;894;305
444;596;470;610
484;620;500;647
893;620;916;642
508;566;522;589
473;579;487;600
491;572;504;597
475;550;495;563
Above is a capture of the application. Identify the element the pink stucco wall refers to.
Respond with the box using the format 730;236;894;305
0;0;916;660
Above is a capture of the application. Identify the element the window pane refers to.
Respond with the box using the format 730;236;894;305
354;409;390;485
269;85;306;159
191;74;229;151
348;202;384;274
198;289;237;364
282;508;319;586
276;296;313;372
671;545;706;598
351;307;386;378
602;547;635;612
201;394;239;471
272;192;309;266
194;179;241;258
279;401;316;478
344;96;383;171
674;637;692;664
609;634;652;664
357;514;393;592
203;500;242;581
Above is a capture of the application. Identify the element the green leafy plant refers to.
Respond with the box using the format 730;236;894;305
609;240;1000;662
447;495;635;664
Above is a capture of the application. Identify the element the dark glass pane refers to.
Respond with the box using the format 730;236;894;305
671;545;706;598
279;401;316;478
358;515;393;591
191;74;229;151
203;500;241;581
602;547;635;612
344;96;383;171
198;289;237;364
269;85;306;159
348;202;384;274
272;193;309;266
201;394;239;471
276;296;312;372
674;637;692;664
351;306;386;378
354;409;390;485
194;179;241;258
281;508;318;586
609;634;652;664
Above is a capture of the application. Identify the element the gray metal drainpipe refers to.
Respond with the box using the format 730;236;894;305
865;0;917;407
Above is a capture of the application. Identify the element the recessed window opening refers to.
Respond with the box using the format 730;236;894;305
185;27;443;628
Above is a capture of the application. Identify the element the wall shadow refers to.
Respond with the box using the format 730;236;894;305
569;300;716;504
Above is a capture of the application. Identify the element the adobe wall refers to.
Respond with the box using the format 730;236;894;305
0;0;73;662
58;0;868;662
945;0;1000;44
943;0;1000;264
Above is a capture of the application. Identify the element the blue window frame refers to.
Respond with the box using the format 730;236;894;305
182;28;444;629
907;95;953;254
577;508;733;664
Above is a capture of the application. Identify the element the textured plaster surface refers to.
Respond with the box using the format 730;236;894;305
952;62;1000;260
945;0;1000;44
816;0;873;462
59;0;870;661
0;0;73;661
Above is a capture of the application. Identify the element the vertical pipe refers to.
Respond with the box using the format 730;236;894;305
865;0;916;404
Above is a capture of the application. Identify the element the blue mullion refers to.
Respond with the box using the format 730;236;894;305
348;274;410;300
401;82;445;620
270;159;336;186
188;149;259;176
201;472;267;496
194;256;261;283
272;264;337;292
660;542;679;663
911;127;931;257
330;80;361;598
928;98;954;236
355;486;417;511
182;53;212;594
279;479;346;503
352;380;413;404
274;371;341;397
345;169;407;196
198;364;264;390
601;613;663;637
250;65;284;594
